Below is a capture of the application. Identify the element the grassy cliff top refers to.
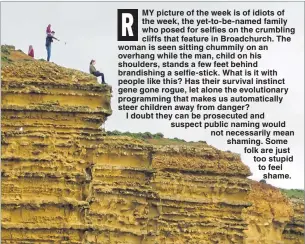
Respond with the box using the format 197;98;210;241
280;189;304;200
107;130;209;146
1;45;97;83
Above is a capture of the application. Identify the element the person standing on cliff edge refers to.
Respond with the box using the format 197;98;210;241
45;31;59;62
89;60;106;84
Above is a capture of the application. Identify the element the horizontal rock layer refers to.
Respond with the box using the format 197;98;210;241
283;199;305;244
242;181;304;244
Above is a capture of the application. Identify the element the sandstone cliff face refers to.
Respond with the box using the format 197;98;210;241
1;46;112;243
1;46;304;244
283;199;305;244
242;181;294;244
1;46;252;243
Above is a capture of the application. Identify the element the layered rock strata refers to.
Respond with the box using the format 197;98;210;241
242;181;294;244
1;47;108;243
1;46;252;243
283;199;305;244
2;46;304;244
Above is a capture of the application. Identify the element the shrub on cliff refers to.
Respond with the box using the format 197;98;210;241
142;132;153;139
155;133;164;139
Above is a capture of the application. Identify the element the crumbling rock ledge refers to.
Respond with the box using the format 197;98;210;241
242;181;296;244
283;199;305;244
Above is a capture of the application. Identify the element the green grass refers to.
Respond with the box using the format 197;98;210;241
106;130;165;140
106;130;207;146
1;56;13;64
280;189;304;200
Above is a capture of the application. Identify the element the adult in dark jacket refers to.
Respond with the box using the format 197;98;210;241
45;31;59;62
89;60;106;84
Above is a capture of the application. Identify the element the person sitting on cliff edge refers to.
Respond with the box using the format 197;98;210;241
28;45;34;58
89;60;106;84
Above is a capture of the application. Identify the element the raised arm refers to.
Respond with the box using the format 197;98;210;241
53;36;60;41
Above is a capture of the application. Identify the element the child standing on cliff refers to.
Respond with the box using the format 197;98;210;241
89;60;106;84
45;31;59;62
46;24;52;35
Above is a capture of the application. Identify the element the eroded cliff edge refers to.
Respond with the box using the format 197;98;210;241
1;46;304;244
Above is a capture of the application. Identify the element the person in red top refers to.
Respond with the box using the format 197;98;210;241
28;45;34;58
46;24;51;35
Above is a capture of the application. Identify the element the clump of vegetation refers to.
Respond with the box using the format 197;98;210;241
259;179;267;184
281;189;304;200
1;45;13;64
106;130;165;140
198;140;207;144
1;56;13;64
1;45;14;55
173;137;186;142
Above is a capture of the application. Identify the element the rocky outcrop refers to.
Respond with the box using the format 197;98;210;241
147;146;251;244
242;181;294;244
283;199;305;244
1;45;111;243
1;46;304;244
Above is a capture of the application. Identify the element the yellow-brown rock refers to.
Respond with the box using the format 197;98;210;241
2;45;112;243
283;199;305;244
242;181;304;244
242;181;292;243
1;45;303;244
